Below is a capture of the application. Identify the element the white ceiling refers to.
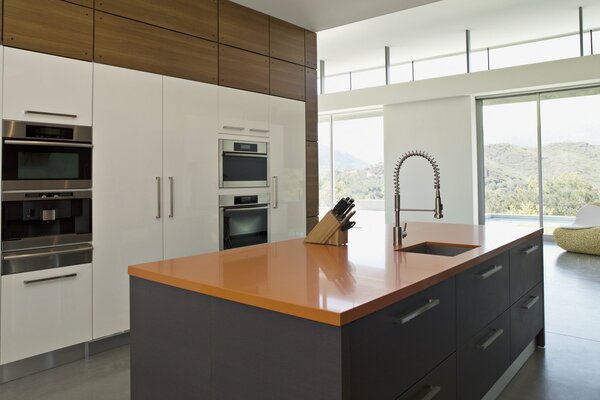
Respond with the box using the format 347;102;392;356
318;0;600;75
230;0;441;31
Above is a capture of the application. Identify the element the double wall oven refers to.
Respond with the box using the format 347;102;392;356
1;120;93;276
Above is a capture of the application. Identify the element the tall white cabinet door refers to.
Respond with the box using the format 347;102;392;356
218;86;270;135
269;97;307;242
3;47;93;126
92;64;163;339
163;77;219;259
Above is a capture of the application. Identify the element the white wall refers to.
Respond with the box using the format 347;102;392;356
320;55;600;226
384;96;477;225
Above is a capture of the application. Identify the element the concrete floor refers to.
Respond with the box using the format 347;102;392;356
0;242;599;399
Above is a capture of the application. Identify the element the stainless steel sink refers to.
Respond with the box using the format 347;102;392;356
399;242;478;256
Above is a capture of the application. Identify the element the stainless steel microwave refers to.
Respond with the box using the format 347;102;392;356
2;120;92;191
219;139;269;188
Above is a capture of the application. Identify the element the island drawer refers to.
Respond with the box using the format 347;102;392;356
510;237;543;304
510;282;544;362
457;310;510;400
349;278;455;400
457;251;509;344
395;353;456;400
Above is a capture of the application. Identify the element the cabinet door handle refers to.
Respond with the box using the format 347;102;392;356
402;385;441;400
272;176;278;209
521;295;540;310
168;177;174;218
520;244;539;255
25;110;77;118
476;264;503;280
396;298;440;324
222;125;244;131
249;128;269;133
478;328;504;350
24;273;77;285
156;177;161;219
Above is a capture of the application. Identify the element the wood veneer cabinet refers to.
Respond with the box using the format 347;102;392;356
270;59;306;101
218;0;269;56
64;0;92;7
305;68;318;142
95;12;218;84
306;141;319;217
96;0;217;41
219;45;269;94
270;17;305;66
3;0;93;61
305;30;317;69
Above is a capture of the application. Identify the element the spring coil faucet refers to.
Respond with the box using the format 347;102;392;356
393;150;443;248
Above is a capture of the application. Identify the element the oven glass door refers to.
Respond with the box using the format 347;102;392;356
222;206;268;249
2;140;92;190
221;154;268;188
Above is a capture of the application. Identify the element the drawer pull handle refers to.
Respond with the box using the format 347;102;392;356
222;125;245;131
249;128;269;133
520;245;539;255
522;295;540;310
478;328;504;350
24;273;77;285
397;298;440;324
409;385;441;400
25;110;77;118
476;264;503;280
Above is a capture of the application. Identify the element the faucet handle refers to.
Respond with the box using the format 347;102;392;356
402;222;408;238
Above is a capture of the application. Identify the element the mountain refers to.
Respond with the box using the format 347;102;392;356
318;146;369;170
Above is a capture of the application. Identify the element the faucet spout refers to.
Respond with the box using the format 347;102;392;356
393;150;443;248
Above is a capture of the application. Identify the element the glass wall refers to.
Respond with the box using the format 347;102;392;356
318;111;385;228
479;87;600;235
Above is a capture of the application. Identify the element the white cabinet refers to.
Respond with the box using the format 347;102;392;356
92;64;163;339
163;77;219;259
218;86;270;136
3;47;93;126
269;97;306;242
0;264;92;365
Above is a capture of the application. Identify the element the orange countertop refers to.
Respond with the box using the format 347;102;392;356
128;222;542;326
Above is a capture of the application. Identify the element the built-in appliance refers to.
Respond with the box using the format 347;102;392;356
2;120;92;191
219;193;270;250
219;139;268;188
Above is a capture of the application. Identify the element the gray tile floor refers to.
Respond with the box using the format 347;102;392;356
0;242;599;399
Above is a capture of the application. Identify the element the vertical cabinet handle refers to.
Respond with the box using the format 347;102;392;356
168;177;174;218
477;328;504;350
520;244;539;255
156;177;161;219
272;176;278;209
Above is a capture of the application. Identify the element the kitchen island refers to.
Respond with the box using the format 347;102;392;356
128;222;544;400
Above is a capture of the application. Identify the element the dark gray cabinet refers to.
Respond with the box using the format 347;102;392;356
350;278;456;400
510;237;543;303
396;354;456;400
510;282;544;361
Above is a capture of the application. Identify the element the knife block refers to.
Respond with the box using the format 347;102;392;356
304;211;348;246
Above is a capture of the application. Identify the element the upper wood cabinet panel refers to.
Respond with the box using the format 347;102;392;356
64;0;93;7
270;59;305;101
304;30;317;69
96;0;218;41
3;0;93;61
219;45;269;94
95;12;218;84
270;17;305;66
219;0;269;55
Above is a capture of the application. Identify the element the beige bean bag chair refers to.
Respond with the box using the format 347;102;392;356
554;203;600;256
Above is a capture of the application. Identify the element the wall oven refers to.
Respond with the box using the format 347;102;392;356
219;139;269;188
2;120;92;191
219;194;270;250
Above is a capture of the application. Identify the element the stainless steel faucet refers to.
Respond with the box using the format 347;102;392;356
393;150;443;248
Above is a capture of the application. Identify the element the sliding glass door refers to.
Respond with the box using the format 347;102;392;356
479;87;600;236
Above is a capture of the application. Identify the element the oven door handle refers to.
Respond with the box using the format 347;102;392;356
222;152;268;158
223;206;269;212
4;139;93;149
2;244;94;260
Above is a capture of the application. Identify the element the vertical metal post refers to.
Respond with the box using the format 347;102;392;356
579;7;584;56
411;61;415;81
536;94;544;229
319;59;325;95
385;46;391;85
487;48;490;70
349;72;352;90
591;29;594;55
466;29;471;72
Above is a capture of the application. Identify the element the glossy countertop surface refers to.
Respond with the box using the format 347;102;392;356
129;222;542;326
